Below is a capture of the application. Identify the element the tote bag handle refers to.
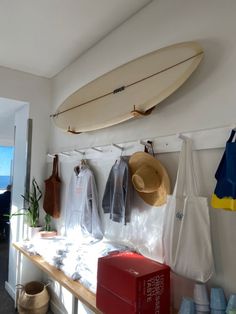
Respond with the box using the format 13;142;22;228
52;155;59;177
174;137;198;197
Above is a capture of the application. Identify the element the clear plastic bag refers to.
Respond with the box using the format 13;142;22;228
104;191;166;263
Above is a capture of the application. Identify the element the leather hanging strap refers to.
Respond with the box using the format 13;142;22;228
144;141;155;156
52;154;59;178
43;154;61;218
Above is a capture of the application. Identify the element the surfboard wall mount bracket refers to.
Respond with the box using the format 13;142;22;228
67;126;82;134
131;105;154;117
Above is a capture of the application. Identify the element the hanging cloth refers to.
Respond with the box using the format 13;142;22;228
211;129;236;210
43;154;61;218
65;163;103;239
102;157;133;224
163;137;214;282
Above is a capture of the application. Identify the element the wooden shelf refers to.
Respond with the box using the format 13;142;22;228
13;242;102;314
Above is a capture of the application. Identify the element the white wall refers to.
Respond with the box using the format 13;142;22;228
0;66;51;183
6;105;43;298
51;0;236;151
0;67;51;297
0;97;24;146
48;0;236;311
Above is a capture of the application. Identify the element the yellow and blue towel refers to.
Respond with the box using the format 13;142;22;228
211;129;236;211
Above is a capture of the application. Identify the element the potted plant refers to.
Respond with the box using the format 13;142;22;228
38;213;57;238
44;213;52;232
10;177;43;238
22;177;42;228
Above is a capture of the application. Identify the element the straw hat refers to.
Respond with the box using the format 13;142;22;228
129;152;171;206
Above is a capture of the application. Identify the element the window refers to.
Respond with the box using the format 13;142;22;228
0;146;14;193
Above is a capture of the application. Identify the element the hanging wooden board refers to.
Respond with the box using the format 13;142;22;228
52;41;204;134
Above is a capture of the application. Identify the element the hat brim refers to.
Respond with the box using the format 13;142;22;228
129;152;171;206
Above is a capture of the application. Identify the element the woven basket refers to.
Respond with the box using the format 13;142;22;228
17;281;50;314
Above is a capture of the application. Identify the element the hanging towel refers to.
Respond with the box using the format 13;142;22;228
211;129;236;210
102;157;133;224
65;164;103;239
214;129;236;198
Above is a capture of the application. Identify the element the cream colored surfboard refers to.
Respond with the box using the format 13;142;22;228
52;41;204;134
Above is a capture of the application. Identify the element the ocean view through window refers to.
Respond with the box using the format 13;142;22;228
0;146;14;192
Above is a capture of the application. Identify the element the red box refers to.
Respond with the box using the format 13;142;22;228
96;252;170;314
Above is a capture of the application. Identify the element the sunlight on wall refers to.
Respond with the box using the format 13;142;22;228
49;280;73;313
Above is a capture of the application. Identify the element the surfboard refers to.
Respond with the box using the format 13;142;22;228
52;41;204;134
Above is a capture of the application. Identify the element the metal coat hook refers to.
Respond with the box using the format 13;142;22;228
73;149;85;156
140;139;153;147
112;143;124;151
91;147;103;153
47;153;55;159
59;152;71;157
178;133;188;140
140;140;155;155
140;140;146;146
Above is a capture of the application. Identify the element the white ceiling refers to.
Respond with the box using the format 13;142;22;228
0;0;152;78
0;0;152;143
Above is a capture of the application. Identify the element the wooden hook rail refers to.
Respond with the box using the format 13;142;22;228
47;124;235;161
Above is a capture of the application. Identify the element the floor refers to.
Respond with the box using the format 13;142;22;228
0;238;16;314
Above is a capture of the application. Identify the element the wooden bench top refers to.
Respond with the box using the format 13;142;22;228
13;242;102;314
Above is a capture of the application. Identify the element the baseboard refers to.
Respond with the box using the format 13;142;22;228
50;299;67;314
5;281;15;300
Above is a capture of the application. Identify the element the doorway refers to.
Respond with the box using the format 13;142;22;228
0;145;13;296
0;146;13;242
0;97;30;308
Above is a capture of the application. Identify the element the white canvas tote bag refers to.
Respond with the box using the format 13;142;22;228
163;137;214;282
